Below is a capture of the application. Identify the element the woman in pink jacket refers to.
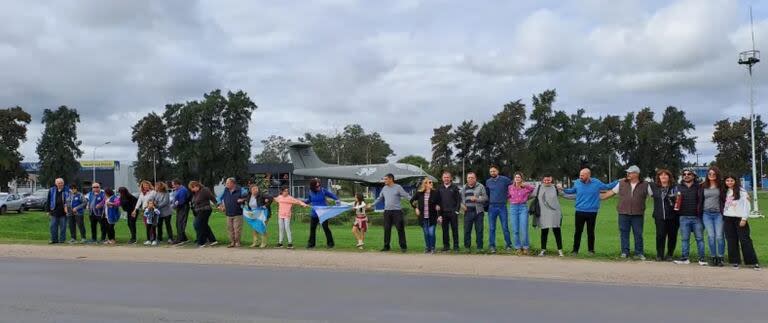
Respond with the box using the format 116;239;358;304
508;172;535;255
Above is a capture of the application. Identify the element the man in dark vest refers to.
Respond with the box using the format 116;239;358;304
601;165;649;260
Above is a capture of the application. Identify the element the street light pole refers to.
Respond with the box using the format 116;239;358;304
92;141;112;185
738;6;761;215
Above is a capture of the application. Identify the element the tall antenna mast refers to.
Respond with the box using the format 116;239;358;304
738;5;762;216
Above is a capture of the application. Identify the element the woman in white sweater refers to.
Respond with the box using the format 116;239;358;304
722;175;760;270
132;180;156;245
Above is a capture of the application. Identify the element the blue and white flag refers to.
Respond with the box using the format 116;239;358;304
243;207;269;234
314;205;352;224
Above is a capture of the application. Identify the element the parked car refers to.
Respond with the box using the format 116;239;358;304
0;193;26;214
23;189;49;210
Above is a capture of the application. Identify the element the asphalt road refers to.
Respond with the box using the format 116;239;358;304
0;258;765;323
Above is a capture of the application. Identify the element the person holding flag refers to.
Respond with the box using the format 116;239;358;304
305;179;341;249
242;185;273;248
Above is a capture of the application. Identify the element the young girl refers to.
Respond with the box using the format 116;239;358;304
104;188;121;245
352;193;368;249
143;200;161;246
273;186;308;249
722;175;761;270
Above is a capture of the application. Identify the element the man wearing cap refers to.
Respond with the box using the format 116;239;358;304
601;165;650;260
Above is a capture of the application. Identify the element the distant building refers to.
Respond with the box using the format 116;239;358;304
17;160;135;193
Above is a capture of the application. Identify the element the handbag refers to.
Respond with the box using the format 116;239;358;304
528;185;542;218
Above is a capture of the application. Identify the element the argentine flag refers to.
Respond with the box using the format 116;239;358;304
314;204;353;224
243;207;269;234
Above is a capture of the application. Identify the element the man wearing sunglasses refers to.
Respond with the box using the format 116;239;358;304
674;169;708;266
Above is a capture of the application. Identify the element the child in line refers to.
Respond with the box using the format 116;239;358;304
143;200;161;246
352;193;367;249
104;188;121;245
272;186;309;249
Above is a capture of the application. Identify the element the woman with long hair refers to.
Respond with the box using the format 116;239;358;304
701;166;725;266
189;181;218;248
154;182;174;244
410;178;442;254
722;175;761;270
132;180;156;245
535;174;563;257
118;187;138;244
508;171;535;255
305;178;340;249
649;169;678;261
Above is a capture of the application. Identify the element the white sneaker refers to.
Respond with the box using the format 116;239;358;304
558;250;564;257
143;240;151;245
167;239;174;244
538;250;546;257
674;259;690;265
698;259;708;266
209;241;219;246
151;241;158;246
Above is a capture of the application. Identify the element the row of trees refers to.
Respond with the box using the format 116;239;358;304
1;88;766;189
131;89;258;188
255;124;395;165
429;89;703;181
0;105;84;189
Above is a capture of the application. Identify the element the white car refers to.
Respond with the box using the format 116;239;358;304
0;193;26;214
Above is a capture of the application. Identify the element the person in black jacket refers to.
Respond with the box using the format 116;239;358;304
118;187;139;244
649;169;678;261
437;171;461;252
674;169;707;266
411;178;442;254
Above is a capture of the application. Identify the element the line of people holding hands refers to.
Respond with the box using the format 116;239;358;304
45;164;760;270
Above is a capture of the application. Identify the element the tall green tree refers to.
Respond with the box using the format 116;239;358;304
300;125;394;165
397;155;430;169
0;106;32;191
131;113;171;182
657;106;697;175
222;90;258;180
36;106;83;186
474;100;527;178
430;124;454;175
255;135;291;163
196;90;228;187
712;116;768;175
453;120;478;177
525;90;559;178
164;102;200;183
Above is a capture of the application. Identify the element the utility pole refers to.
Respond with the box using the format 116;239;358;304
738;6;762;216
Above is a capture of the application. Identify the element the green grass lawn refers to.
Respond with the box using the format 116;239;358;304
1;196;766;261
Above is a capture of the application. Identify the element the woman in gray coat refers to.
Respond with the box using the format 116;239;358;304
535;175;563;257
153;182;174;244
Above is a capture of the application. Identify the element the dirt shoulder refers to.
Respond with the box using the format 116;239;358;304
0;244;764;291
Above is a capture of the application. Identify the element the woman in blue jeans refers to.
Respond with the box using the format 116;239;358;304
507;172;534;255
700;166;725;267
411;178;442;254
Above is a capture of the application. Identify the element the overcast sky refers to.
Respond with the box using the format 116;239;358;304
2;0;767;165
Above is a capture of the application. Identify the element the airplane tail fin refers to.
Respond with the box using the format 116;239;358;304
288;142;330;169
